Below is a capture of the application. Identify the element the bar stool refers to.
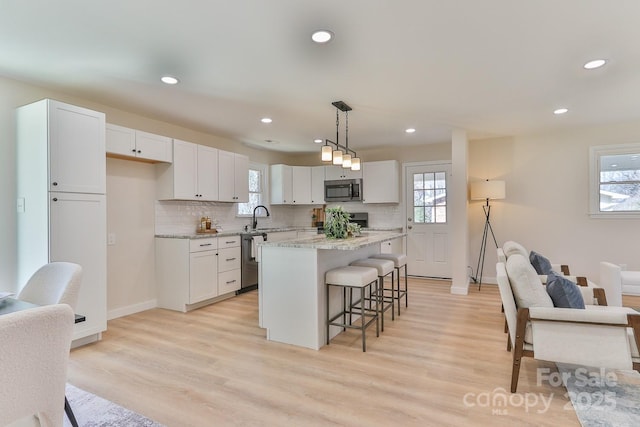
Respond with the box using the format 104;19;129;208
349;258;395;331
326;266;379;352
371;253;408;315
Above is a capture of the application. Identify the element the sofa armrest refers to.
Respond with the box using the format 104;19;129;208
497;248;507;263
528;306;636;324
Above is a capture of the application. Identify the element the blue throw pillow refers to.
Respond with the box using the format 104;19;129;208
530;250;553;275
546;271;585;309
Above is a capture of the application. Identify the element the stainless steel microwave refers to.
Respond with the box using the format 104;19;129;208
324;179;362;202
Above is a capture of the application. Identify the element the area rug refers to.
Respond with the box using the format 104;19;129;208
557;363;640;427
64;384;165;427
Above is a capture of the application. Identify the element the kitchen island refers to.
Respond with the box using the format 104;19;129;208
258;231;405;350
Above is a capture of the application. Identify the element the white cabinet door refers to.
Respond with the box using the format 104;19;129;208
218;150;249;202
49;192;107;340
135;130;172;163
234;153;249;203
106;124;136;157
270;164;292;204
310;166;325;205
171;139;199;200
292;166;312;204
49;100;106;194
363;160;400;203
325;165;362;180
189;250;218;303
197;145;219;200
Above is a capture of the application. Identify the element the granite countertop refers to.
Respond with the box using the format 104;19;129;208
155;227;314;239
258;231;406;250
156;227;403;240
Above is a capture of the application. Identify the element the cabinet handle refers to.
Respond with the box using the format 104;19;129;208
200;243;212;247
52;197;58;202
226;279;236;284
226;257;236;261
52;182;58;186
137;150;141;153
225;241;235;244
132;149;136;152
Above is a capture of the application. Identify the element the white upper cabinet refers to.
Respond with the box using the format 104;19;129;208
45;100;106;194
271;165;316;205
106;124;172;163
292;166;312;204
325;165;362;180
270;164;292;204
218;150;249;202
156;139;219;201
310;166;325;205
362;160;400;203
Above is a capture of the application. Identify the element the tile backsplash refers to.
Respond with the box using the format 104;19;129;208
155;200;404;234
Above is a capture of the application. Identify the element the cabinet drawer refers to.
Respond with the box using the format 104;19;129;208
190;238;217;252
218;247;241;272
218;235;240;249
218;269;241;294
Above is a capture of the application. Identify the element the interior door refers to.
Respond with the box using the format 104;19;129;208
405;163;452;278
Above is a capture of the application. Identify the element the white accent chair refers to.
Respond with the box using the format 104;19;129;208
0;304;75;427
17;262;82;310
17;262;82;427
496;256;640;393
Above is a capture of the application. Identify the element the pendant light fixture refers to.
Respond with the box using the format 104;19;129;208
320;101;361;170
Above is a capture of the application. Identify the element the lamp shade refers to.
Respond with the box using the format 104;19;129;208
470;180;506;201
321;145;333;161
332;149;343;165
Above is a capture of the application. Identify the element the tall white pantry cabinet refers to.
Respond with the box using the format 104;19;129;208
16;99;107;344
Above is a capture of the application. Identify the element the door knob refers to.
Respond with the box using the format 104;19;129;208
407;217;412;222
408;225;413;229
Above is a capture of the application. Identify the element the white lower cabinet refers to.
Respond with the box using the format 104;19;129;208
218;236;241;294
156;235;243;312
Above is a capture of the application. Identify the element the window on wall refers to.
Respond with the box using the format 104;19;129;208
413;171;447;223
590;144;640;216
237;163;268;216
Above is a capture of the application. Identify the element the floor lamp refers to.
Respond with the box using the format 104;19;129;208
470;179;506;290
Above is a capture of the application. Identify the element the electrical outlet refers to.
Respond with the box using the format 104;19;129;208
107;233;116;246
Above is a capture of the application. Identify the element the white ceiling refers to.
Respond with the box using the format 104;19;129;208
2;1;639;153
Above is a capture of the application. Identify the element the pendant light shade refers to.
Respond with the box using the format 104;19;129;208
350;157;361;171
321;145;333;161
332;149;343;165
342;154;352;168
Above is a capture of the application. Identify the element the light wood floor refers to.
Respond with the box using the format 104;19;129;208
67;279;640;427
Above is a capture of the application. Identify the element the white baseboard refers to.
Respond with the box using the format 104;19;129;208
107;299;157;320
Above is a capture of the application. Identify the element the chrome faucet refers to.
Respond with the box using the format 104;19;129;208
252;205;270;229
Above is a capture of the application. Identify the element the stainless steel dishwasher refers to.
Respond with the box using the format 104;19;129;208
239;232;267;293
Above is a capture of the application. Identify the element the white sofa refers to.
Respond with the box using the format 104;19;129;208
600;262;640;300
497;240;570;276
496;255;640;392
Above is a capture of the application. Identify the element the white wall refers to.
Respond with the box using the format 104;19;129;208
469;123;640;283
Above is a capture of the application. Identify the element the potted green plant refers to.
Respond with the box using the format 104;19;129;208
324;206;361;239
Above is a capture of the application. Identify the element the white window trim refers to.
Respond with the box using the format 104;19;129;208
589;143;640;218
237;162;270;218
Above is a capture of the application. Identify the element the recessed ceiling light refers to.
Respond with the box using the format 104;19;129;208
405;128;416;134
314;139;323;144
261;117;273;124
553;108;568;115
584;59;607;70
161;76;179;85
311;30;333;44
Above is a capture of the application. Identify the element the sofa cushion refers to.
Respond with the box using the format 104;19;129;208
530;251;553;275
546;271;585;309
506;254;554;308
503;241;528;259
